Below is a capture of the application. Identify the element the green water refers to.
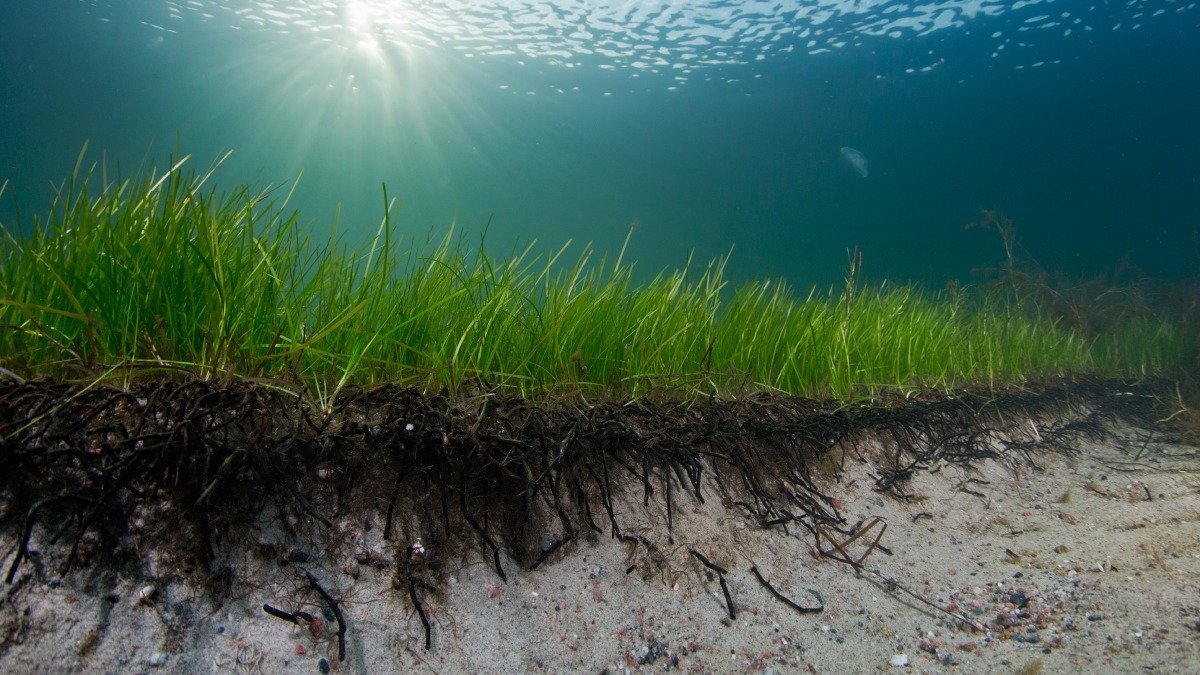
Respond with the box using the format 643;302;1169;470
2;0;1198;287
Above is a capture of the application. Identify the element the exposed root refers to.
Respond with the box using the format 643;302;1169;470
0;375;1175;658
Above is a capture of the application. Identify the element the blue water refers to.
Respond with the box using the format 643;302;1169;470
2;0;1198;287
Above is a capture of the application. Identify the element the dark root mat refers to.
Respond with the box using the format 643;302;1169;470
0;376;1175;651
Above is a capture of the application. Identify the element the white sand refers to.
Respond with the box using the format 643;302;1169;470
2;426;1198;673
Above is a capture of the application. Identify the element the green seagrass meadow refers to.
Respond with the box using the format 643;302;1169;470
1;148;1195;403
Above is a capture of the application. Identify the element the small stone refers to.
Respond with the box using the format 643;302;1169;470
147;652;168;667
318;658;331;674
890;653;909;667
137;584;156;605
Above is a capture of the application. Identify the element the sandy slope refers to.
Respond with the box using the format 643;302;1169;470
2;426;1198;673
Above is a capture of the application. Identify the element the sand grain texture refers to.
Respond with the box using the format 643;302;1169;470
2;428;1198;674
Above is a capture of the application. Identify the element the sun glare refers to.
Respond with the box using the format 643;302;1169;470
342;0;383;52
345;0;375;31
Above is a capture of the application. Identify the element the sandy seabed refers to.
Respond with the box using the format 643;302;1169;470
2;426;1198;674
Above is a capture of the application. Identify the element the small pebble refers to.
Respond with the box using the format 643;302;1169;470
890;653;909;667
318;657;331;674
147;652;168;667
